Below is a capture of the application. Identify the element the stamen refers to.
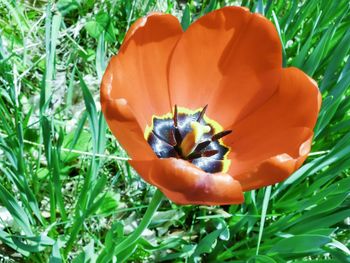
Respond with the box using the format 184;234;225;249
173;105;178;127
168;129;177;146
212;130;232;141
152;131;174;146
194;140;211;152
187;152;202;160
202;150;219;157
173;105;183;144
187;149;219;160
197;104;208;122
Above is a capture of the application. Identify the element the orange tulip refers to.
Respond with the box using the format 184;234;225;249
100;6;322;205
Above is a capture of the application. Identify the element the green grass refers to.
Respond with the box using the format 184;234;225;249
0;0;349;262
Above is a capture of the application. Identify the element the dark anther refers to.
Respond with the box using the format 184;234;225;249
202;150;219;157
152;131;173;146
212;130;232;141
174;128;183;145
187;152;202;160
197;104;208;122
194;140;211;152
173;105;183;144
168;129;177;146
187;149;218;160
173;104;178;127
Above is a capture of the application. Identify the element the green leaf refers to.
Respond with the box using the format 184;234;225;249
0;183;32;235
181;4;191;31
191;229;223;257
289;209;350;234
161;245;197;261
248;255;277;263
11;234;55;253
77;69;98;151
72;240;97;263
269;235;331;254
256;186;272;255
95;12;110;28
320;29;350;92
57;0;80;16
85;20;104;39
49;241;63;263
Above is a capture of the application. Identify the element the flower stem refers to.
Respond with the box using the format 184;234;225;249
114;189;164;255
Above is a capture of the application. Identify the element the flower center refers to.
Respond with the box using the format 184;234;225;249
144;105;231;173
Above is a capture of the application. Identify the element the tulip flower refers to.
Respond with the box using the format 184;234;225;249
100;6;321;206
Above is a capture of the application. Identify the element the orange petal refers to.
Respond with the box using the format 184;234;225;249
122;12;164;45
227;67;321;141
131;158;244;205
168;6;282;128
231;128;313;190
100;96;156;160
102;13;183;130
225;67;321;189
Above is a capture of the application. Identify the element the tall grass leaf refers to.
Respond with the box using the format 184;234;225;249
323;246;350;262
72;240;96;263
263;0;273;16
181;4;191;31
160;245;197;261
41;116;52;165
280;0;298;31
256;0;264;15
96;32;106;80
0;183;32;235
116;245;137;262
66;64;76;107
42;9;61;109
248;255;277;263
326;239;350;256
49;241;63;263
315;73;350;137
289;209;350;234
97;222;124;263
269;235;331;254
87;174;107;209
0;143;17;168
0;229;30;256
77;69;98;151
291;12;322;68
256;186;272;255
302;28;333;76
271;11;286;67
191;228;225;258
285;0;317;41
318;0;349;29
62;111;88;162
320;29;350;92
51;149;67;221
1;164;43;225
11;234;55;253
202;0;217;15
298;193;348;221
97;112;107;155
0;0;28;51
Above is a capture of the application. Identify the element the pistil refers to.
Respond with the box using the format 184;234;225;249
180;121;211;157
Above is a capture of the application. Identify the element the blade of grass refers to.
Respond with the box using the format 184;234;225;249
256;186;271;255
